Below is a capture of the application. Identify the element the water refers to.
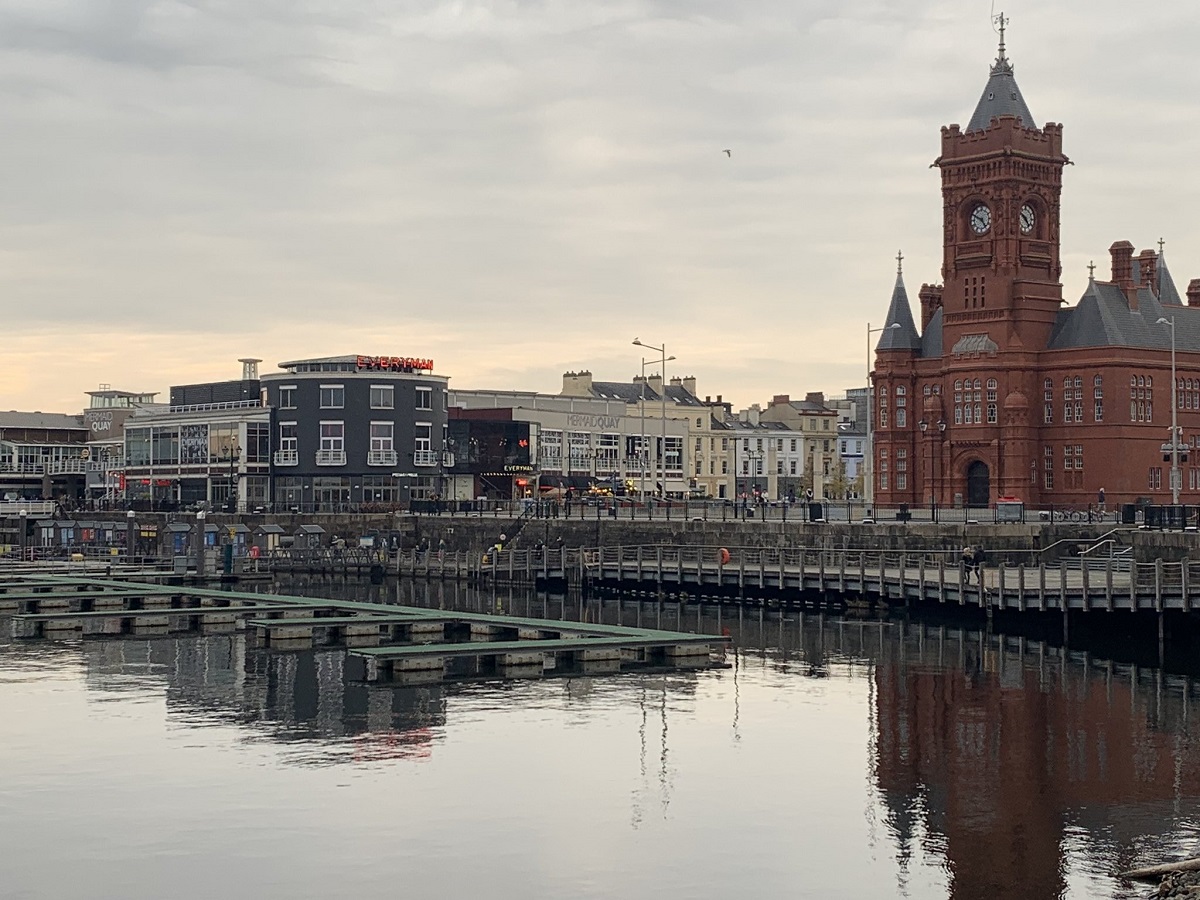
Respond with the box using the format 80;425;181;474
1;578;1198;900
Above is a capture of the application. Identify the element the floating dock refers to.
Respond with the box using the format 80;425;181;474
1;573;728;683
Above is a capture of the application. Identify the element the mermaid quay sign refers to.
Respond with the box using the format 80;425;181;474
356;355;434;373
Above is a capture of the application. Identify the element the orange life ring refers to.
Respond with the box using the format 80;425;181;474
718;547;731;565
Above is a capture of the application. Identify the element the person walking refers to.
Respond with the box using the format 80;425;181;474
972;545;986;585
1097;487;1106;515
961;545;975;583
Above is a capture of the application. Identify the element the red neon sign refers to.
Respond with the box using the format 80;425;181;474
356;355;434;373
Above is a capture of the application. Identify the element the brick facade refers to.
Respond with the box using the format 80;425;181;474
873;40;1196;509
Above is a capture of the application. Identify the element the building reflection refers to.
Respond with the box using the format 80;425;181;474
79;636;447;762
870;623;1200;899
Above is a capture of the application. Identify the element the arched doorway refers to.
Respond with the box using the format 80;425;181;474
966;460;990;507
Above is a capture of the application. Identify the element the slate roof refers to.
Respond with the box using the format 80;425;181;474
1158;253;1184;306
590;381;660;403
588;381;705;407
877;272;922;351
0;412;84;431
967;56;1036;133
921;307;944;358
1047;280;1200;352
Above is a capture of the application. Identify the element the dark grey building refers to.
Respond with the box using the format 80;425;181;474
261;355;450;511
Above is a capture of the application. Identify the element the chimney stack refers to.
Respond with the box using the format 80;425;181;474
918;283;943;331
1188;279;1200;308
682;375;697;396
1110;241;1136;310
561;370;593;396
1110;241;1134;287
1137;249;1158;294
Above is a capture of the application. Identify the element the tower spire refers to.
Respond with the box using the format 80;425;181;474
896;249;904;276
991;12;1013;75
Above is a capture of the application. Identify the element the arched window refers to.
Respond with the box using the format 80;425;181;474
1073;376;1082;388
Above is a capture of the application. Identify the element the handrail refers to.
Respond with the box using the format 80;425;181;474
1037;527;1130;557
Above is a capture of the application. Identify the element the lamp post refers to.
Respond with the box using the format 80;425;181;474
1157;315;1183;504
125;508;136;561
865;322;902;511
18;508;27;560
194;509;206;577
225;443;242;513
633;339;675;499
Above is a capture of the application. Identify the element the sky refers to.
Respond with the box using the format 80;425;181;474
3;0;1200;414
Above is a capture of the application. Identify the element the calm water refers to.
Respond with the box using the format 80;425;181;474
2;578;1198;900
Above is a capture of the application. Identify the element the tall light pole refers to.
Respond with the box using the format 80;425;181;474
632;339;675;499
865;322;902;510
1157;315;1182;504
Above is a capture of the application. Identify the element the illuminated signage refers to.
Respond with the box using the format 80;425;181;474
356;355;434;373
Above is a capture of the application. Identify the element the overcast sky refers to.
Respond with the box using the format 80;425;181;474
3;0;1199;413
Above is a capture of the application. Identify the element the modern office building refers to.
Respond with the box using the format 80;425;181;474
122;361;270;511
448;388;690;500
0;412;89;501
260;354;450;510
82;385;161;504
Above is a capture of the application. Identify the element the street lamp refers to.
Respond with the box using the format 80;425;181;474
865;322;902;510
125;508;136;560
633;339;676;499
18;508;27;560
225;443;242;513
1157;316;1183;504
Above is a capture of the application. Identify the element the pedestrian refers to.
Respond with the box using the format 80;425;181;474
972;544;986;583
1097;487;1106;514
437;537;446;561
961;545;974;583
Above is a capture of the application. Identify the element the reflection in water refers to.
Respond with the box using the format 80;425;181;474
2;576;1199;900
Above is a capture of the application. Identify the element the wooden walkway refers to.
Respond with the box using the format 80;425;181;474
467;545;1198;616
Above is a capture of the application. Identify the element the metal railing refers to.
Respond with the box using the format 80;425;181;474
367;450;398;466
273;449;299;466
412;450;438;467
315;450;347;466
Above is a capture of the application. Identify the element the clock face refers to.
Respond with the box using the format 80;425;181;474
1019;204;1036;235
969;203;991;235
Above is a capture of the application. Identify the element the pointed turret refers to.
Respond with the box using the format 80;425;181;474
1157;245;1183;306
877;253;922;352
966;14;1036;132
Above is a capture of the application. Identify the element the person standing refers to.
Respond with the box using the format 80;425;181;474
1097;487;1106;514
961;545;974;583
972;545;986;584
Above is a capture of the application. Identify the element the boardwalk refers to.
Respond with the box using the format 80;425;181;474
466;544;1199;615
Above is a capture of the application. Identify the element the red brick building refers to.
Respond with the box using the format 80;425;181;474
873;30;1197;509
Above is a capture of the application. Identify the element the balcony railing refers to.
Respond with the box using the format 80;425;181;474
315;450;347;466
274;449;299;466
43;460;89;475
367;449;398;467
413;449;437;467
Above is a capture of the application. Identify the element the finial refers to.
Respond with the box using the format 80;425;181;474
990;12;1013;74
896;249;904;276
1087;260;1096;280
1158;237;1166;255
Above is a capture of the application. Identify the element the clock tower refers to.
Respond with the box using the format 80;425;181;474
934;16;1068;354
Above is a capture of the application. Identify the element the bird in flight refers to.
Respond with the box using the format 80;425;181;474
722;149;731;157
